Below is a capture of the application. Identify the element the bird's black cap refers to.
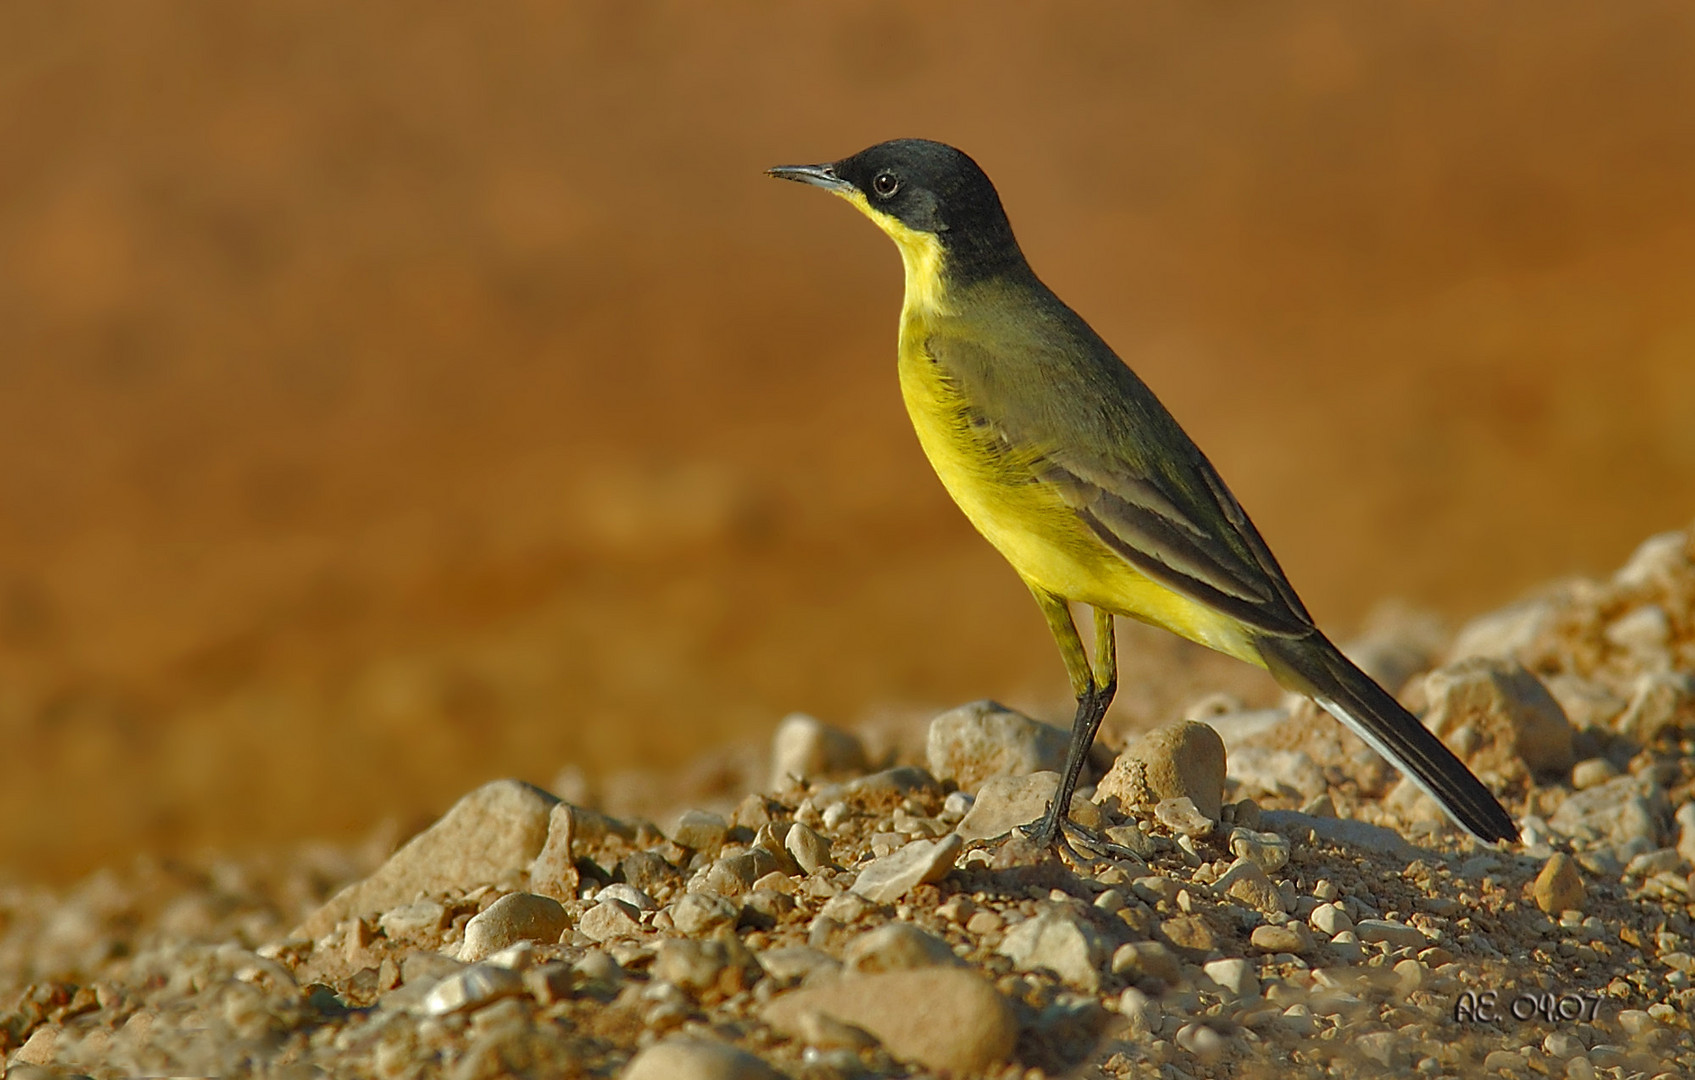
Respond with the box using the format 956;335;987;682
769;139;1025;283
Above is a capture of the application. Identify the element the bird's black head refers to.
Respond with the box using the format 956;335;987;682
769;139;1025;285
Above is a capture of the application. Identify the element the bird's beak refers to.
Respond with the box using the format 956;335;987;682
766;163;852;193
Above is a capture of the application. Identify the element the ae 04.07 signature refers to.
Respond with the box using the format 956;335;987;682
1452;989;1604;1024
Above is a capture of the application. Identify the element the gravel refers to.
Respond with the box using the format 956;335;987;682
6;522;1695;1078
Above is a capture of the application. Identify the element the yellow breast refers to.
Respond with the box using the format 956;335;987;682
835;183;1263;667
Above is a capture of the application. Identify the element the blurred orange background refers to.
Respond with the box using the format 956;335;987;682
3;2;1693;880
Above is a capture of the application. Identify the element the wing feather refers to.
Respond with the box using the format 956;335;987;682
930;325;1314;638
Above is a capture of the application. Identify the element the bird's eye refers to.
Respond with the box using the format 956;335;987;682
871;171;900;198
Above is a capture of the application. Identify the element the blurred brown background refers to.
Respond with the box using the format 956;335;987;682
2;1;1693;881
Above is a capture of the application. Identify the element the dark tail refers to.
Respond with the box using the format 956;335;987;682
1256;632;1519;844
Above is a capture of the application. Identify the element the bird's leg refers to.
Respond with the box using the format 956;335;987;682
1022;590;1117;851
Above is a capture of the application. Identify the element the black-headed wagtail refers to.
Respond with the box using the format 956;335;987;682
769;139;1517;850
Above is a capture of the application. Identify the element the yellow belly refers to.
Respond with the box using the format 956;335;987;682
896;334;1263;668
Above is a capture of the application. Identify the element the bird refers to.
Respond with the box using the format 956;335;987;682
767;138;1518;850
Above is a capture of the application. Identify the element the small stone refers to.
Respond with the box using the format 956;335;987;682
1227;747;1328;800
670;892;740;936
1095;720;1227;820
1228;827;1290;872
925;699;1070;793
671;810;730;853
940;790;974;822
1571;758;1620;790
762;968;1017;1075
1216;858;1284;914
1310;903;1353;937
1250;922;1313;954
784;822;836;875
573;949;625;988
1356;1031;1404;1069
1606;605;1671;653
770;713;868;790
422;963;525;1016
1624;847;1680;877
621;850;684;898
1111;941;1181;986
844;923;961;973
1354;918;1427;950
700;851;765;896
459;893;570;961
1326;931;1363;963
1117;986;1162;1037
813;766;942;806
1549;774;1669;859
1543;1032;1583;1059
1157;914;1220;959
577;898;643;942
850;834;962;904
1393;958;1427;990
1617;1008;1655;1036
1154;796;1215;837
1615;671;1695;743
757;945;841;987
1533;853;1586;915
1278;1004;1317;1036
652;938;732;994
997;906;1107;992
1421;657;1575;776
597;883;659;911
965;909;1004;936
623;1037;787;1080
1174;1022;1225;1062
733;793;777;830
299;779;558;938
1131;875;1182;906
811;892;871;933
1545;675;1628;732
752;823;800;876
1202;957;1258;998
378;900;448;945
1613;528;1691;589
1449;600;1554;662
954;772;1099;842
527;802;582;902
1677;803;1695;865
785;1009;882;1053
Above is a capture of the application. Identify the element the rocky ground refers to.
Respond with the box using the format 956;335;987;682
5;524;1695;1080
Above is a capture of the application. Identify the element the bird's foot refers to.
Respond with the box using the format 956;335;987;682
1057;818;1146;866
1018;807;1143;870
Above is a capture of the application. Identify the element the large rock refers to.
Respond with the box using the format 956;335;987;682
298;780;558;938
763;968;1017;1074
1095;721;1227;820
1420;658;1574;777
925;700;1069;793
